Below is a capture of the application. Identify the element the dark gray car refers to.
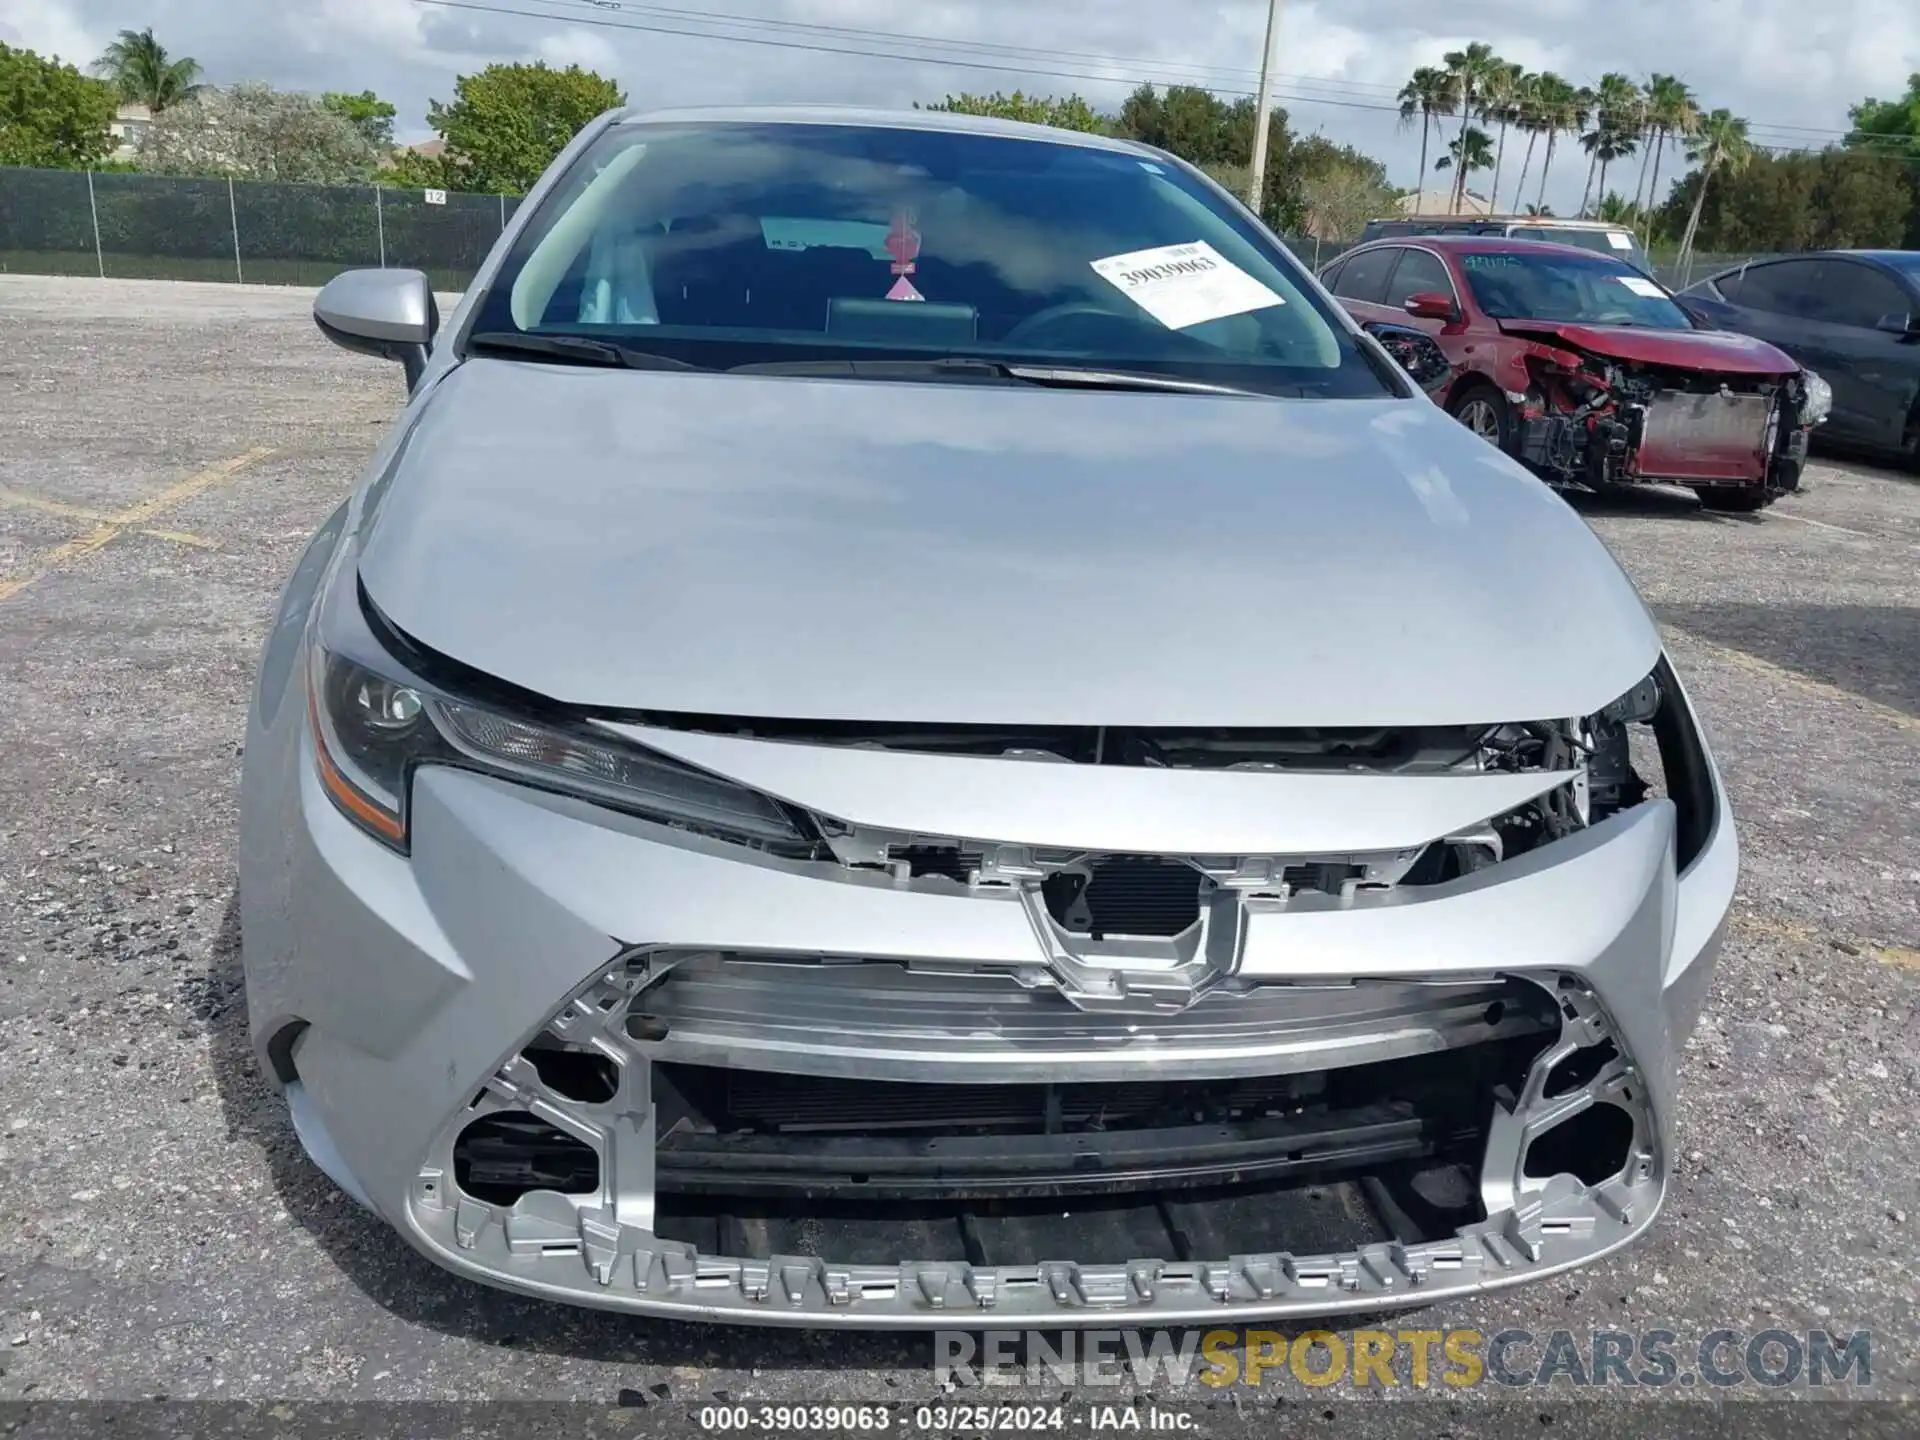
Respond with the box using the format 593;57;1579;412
1682;250;1920;462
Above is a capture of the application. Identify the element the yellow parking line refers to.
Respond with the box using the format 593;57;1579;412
0;446;273;602
1730;915;1920;973
1673;633;1919;734
0;487;120;523
139;528;215;549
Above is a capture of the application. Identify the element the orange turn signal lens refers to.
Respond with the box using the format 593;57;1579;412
308;672;407;844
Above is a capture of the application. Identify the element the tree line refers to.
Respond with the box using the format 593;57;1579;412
4;27;1918;256
1393;50;1920;260
921;87;1397;238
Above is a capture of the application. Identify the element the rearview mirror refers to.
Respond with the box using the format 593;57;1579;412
1875;310;1920;338
314;269;438;389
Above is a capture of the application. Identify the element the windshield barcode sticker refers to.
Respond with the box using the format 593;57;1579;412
1606;231;1633;249
1090;241;1285;330
1617;275;1666;298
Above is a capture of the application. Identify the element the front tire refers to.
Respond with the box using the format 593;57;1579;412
1447;384;1513;453
1695;486;1775;513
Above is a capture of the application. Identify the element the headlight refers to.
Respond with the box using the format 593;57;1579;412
435;699;803;846
308;647;808;853
1799;370;1831;427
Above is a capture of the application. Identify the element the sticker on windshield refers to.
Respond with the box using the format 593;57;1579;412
1090;241;1285;330
1617;275;1666;298
1606;231;1634;250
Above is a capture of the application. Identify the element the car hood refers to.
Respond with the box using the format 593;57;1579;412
1494;318;1798;375
356;358;1661;727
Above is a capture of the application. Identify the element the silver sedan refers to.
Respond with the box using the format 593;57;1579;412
240;105;1737;1327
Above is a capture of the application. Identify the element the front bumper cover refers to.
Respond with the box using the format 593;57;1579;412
241;682;1735;1327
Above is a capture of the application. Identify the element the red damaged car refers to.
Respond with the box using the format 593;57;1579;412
1323;236;1830;511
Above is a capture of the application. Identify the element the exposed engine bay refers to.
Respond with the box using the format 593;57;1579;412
637;665;1677;930
1506;331;1824;505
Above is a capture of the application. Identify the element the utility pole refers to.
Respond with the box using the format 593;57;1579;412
1246;0;1285;217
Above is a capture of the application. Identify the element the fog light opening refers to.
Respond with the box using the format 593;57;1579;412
523;1038;620;1104
1544;1038;1620;1098
453;1111;601;1205
1523;1101;1634;1186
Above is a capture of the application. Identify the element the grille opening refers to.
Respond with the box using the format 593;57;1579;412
523;1039;620;1104
888;845;982;885
1043;857;1202;938
1544;1038;1620;1098
652;1018;1554;1203
1281;862;1367;896
650;1157;1483;1267
1523;1102;1635;1186
453;1111;600;1205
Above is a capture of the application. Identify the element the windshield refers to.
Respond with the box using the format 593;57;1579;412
1460;248;1693;329
466;121;1392;398
1509;225;1652;273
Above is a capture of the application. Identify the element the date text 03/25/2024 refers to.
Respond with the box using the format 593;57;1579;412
696;1404;1192;1431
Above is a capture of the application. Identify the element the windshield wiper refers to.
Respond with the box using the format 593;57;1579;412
1001;364;1262;397
466;331;704;370
731;355;1263;396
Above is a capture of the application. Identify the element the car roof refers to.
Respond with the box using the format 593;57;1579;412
607;103;1158;157
1349;235;1622;261
1364;215;1629;231
1701;250;1920;280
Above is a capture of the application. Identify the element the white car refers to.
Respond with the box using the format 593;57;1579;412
241;106;1736;1326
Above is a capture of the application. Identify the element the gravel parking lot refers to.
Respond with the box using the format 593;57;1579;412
1;274;1916;1423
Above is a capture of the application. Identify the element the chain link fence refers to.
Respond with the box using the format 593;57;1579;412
0;165;1776;298
1;167;523;292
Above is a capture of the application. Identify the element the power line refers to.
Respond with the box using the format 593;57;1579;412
413;0;1908;159
532;0;1411;98
410;0;1414;115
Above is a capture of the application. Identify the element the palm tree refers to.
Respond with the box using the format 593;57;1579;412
1440;42;1501;213
1434;126;1496;208
1511;73;1544;211
1575;86;1602;215
1397;67;1459;215
1580;73;1643;216
1530;73;1584;211
92;27;203;112
1677;108;1752;280
1482;61;1525;212
1595;191;1640;226
1638;75;1700;243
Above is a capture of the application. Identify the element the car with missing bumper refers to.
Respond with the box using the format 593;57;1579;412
242;106;1738;1327
1323;235;1830;511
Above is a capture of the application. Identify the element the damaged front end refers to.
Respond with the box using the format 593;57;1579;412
417;964;1657;1322
255;660;1727;1325
1507;333;1827;507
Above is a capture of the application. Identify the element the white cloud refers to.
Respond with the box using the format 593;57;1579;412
2;0;1915;214
537;26;619;77
0;0;103;68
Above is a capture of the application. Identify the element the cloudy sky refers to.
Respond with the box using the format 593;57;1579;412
3;0;1915;212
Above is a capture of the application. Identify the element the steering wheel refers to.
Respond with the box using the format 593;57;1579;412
1000;301;1162;347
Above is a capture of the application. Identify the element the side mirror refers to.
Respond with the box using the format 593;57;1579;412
314;269;438;389
1403;291;1458;322
1363;321;1453;392
1875;310;1920;338
1674;298;1717;330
